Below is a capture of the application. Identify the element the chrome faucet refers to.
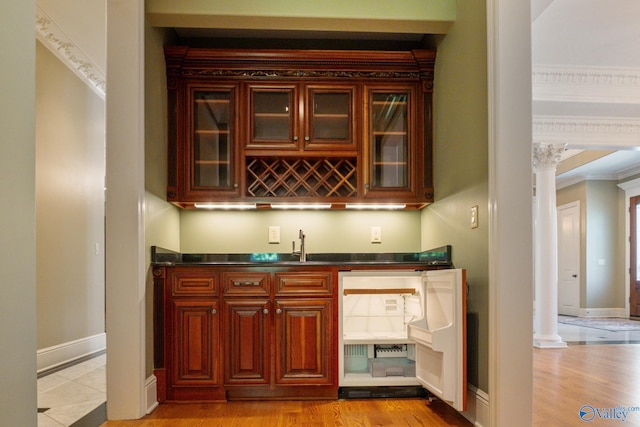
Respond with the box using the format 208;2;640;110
292;229;306;262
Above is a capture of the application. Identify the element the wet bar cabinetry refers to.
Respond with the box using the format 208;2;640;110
153;265;338;401
165;47;436;208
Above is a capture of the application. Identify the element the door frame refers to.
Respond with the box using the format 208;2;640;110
618;178;640;317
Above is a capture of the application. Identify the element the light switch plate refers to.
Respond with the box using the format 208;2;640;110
471;205;479;229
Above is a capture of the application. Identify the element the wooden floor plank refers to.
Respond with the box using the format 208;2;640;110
533;344;640;426
100;398;471;427
101;344;640;426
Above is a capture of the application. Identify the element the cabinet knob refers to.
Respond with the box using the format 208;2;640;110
276;308;282;314
293;136;298;141
263;308;269;315
304;136;310;141
211;308;217;314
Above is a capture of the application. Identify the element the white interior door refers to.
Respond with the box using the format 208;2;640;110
557;201;581;316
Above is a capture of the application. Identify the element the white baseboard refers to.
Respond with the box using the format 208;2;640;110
37;332;106;373
145;375;159;414
462;385;489;427
578;308;627;318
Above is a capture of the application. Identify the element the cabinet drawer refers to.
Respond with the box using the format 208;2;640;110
170;268;219;296
223;271;271;296
274;271;333;296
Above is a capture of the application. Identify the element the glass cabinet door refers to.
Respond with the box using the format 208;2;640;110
367;89;412;192
191;88;236;192
305;86;356;150
248;85;298;149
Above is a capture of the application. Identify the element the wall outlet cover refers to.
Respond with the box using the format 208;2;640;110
268;226;280;244
370;226;382;243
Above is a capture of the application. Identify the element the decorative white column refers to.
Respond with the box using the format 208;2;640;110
533;142;568;348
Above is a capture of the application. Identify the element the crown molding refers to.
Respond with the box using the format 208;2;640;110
35;5;105;98
533;65;640;104
557;165;640;190
533;115;640;148
617;163;640;181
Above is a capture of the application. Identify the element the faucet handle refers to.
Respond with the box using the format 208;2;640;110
299;229;305;239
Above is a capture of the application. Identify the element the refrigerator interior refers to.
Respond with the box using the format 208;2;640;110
339;271;423;387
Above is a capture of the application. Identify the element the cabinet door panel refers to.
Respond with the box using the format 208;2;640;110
274;299;332;385
364;85;417;198
182;85;241;199
247;85;298;149
172;300;220;386
305;85;357;150
224;299;270;384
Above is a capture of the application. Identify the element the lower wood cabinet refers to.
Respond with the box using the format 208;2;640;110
223;298;270;385
154;267;225;402
171;300;221;392
274;298;333;385
154;265;338;402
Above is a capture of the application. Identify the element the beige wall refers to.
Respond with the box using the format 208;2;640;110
144;24;180;378
420;1;489;392
585;181;625;308
180;210;421;253
145;24;180;259
35;41;106;349
147;0;454;34
557;180;626;311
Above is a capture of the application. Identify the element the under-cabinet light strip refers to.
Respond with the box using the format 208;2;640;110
270;203;332;210
345;203;407;210
193;203;257;210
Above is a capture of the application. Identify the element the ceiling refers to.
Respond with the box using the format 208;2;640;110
531;0;640;183
35;0;640;184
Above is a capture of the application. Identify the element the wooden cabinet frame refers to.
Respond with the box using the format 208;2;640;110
154;265;339;401
165;47;436;209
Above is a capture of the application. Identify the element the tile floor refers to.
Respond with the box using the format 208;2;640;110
37;354;106;427
558;319;640;345
35;320;640;426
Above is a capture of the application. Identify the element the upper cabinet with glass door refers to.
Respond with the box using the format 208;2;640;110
364;85;416;198
247;83;357;152
166;81;241;203
164;47;435;209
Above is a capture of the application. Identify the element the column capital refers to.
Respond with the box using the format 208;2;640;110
533;142;567;170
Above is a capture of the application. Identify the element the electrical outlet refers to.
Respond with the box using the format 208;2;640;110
371;226;382;243
268;226;280;244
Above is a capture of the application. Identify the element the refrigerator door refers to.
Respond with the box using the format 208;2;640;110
409;269;466;411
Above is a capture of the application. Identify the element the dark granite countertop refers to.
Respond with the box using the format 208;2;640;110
151;245;452;267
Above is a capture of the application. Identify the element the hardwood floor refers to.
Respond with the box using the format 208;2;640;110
533;344;640;426
100;398;472;426
101;344;640;426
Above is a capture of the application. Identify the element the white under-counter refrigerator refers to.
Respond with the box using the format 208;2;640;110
338;269;466;411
